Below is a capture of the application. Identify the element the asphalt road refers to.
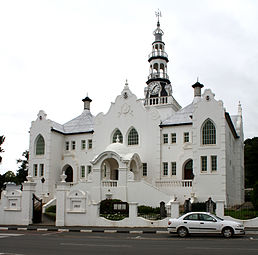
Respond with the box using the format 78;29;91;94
0;231;258;255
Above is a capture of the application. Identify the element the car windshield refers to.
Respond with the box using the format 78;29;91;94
212;214;224;221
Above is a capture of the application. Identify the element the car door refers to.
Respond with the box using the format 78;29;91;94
198;213;220;233
182;213;201;233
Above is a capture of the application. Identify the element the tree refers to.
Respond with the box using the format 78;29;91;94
252;181;258;210
16;150;29;184
244;137;258;188
0;135;5;163
3;170;16;183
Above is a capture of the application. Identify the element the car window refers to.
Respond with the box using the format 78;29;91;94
183;214;199;221
199;214;215;222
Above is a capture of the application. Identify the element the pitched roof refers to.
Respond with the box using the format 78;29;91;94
160;103;193;127
52;110;94;135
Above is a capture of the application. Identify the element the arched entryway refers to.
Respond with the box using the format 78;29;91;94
101;158;119;181
63;165;73;182
128;156;141;181
183;159;194;180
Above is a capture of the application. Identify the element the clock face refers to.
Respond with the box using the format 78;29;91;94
149;82;160;95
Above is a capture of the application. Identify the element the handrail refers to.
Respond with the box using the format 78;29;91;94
148;72;169;80
156;180;193;188
148;51;168;59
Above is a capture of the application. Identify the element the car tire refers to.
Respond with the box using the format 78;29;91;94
222;227;234;238
177;227;188;238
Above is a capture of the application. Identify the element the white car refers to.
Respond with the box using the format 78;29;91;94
168;212;245;238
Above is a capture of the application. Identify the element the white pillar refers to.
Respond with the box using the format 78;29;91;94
56;183;70;226
216;200;225;218
90;202;100;226
170;201;180;218
129;202;138;220
21;181;36;225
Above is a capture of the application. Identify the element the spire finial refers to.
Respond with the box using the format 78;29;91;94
238;101;242;116
155;9;162;26
197;77;199;82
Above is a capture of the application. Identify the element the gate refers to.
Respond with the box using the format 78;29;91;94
32;194;42;223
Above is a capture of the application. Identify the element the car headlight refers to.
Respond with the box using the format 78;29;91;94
236;224;244;228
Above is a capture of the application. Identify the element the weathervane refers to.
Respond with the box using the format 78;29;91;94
155;9;162;22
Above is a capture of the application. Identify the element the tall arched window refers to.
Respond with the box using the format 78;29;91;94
128;128;139;145
35;135;45;155
202;119;216;145
112;129;123;143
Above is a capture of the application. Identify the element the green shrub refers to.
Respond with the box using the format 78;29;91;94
191;202;206;212
45;205;56;213
138;205;160;214
252;182;258;210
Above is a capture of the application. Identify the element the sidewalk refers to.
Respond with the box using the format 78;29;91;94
0;224;258;235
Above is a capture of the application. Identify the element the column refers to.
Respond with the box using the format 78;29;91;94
216;200;225;218
56;182;70;226
170;201;180;219
129;202;138;220
21;180;36;225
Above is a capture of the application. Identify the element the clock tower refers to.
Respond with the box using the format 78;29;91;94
144;12;180;113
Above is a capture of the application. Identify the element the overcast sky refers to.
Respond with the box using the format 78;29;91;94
0;0;257;174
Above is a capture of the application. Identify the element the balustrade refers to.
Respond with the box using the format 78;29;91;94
102;180;118;187
156;180;192;188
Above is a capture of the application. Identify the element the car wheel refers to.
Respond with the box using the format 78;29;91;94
177;227;188;238
222;227;233;238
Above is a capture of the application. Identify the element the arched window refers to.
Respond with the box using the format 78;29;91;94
128;128;139;145
35;135;45;155
202;119;216;145
183;159;194;180
112;129;123;143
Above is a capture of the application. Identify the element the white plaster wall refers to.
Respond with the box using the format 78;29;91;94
93;88;161;186
29;113;53;197
191;90;226;203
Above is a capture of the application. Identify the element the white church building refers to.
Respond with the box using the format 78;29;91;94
28;18;244;207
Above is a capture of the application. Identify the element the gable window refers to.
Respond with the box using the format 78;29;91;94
202;119;216;145
36;135;45;155
201;156;207;172
211;155;217;171
143;163;147;176
171;133;176;143
171;162;176;176
112;129;123;143
65;141;69;151
72;141;76;150
88;139;92;149
184;132;189;143
163;162;168;176
40;164;44;176
81;140;86;150
128;128;139;145
34;164;38;177
81;165;85;178
163;134;168;144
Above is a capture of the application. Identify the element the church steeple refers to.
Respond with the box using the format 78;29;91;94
145;11;173;107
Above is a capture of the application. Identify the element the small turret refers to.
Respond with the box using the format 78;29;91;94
192;80;204;98
82;95;92;110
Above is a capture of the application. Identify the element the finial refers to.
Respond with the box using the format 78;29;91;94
238;101;242;116
155;9;162;26
197;77;199;82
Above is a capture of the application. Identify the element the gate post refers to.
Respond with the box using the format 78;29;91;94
216;200;225;218
21;177;36;225
129;202;138;221
56;181;70;226
170;201;180;219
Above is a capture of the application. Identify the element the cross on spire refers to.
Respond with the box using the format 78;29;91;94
155;9;162;25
